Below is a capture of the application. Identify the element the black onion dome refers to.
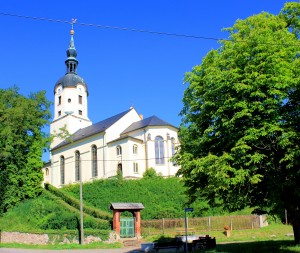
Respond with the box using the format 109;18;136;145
66;47;77;58
54;73;88;95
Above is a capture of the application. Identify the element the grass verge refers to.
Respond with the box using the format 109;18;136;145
0;241;123;250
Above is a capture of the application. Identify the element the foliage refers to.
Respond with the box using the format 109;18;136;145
45;183;112;221
0;86;51;214
61;176;232;220
143;167;162;178
0;189;110;233
174;2;300;244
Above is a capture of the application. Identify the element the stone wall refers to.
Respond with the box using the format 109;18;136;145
1;232;49;245
0;231;113;245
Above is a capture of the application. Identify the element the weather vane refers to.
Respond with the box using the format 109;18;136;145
71;18;77;30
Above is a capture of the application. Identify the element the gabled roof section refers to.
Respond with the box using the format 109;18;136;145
110;202;144;210
52;109;131;150
121;115;177;135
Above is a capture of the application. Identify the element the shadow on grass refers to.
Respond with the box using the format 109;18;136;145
216;240;298;253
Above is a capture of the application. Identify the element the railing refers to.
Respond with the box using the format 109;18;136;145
141;214;267;236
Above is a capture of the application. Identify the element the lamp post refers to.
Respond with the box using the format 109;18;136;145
184;208;193;253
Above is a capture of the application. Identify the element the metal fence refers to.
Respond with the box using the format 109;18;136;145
141;214;267;236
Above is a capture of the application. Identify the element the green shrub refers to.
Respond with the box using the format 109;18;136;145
45;183;112;220
143;167;161;178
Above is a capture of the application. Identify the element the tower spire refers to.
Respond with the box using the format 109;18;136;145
65;19;78;73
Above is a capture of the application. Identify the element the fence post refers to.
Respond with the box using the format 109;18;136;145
208;216;211;233
230;216;233;230
162;218;165;235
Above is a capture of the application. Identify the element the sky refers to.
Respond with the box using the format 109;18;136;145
0;0;291;161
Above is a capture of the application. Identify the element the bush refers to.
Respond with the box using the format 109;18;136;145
45;183;112;221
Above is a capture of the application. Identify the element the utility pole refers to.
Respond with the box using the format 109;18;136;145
184;208;193;253
79;159;84;244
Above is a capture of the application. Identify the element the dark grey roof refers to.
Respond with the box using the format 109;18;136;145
54;73;88;94
110;202;144;210
52;109;131;150
121;115;177;135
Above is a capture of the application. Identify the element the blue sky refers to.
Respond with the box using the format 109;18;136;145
0;1;290;160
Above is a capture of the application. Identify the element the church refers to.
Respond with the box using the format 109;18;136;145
42;29;179;187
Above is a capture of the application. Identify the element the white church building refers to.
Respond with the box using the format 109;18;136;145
43;29;179;187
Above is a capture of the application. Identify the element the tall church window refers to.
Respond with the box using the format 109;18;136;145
116;145;122;156
75;151;81;181
171;137;176;157
79;95;82;104
60;156;65;185
91;145;98;177
155;136;165;164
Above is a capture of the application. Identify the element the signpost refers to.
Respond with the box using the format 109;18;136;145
184;207;193;253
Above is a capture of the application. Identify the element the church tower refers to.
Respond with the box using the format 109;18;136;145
50;28;92;149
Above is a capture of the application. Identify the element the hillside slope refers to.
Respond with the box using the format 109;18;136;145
61;177;215;219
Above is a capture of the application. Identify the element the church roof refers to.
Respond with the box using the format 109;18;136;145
54;73;87;93
52;109;131;150
121;115;177;135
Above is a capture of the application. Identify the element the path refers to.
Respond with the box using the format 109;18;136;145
0;246;143;253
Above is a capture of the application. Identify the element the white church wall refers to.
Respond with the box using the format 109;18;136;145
51;133;105;187
144;127;179;177
105;108;141;143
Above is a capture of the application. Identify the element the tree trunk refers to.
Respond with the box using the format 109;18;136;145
292;218;300;244
290;207;300;244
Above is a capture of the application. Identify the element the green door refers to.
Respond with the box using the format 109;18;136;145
120;217;134;237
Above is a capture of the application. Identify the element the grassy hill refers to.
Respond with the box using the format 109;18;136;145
0;176;252;234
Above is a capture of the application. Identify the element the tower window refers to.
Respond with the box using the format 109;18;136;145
116;145;122;156
79;95;82;104
58;111;61;116
68;98;71;103
79;110;82;115
133;144;138;154
58;96;61;105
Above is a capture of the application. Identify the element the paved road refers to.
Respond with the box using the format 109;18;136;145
0;247;143;253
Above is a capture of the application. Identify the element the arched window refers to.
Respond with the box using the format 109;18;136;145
171;137;176;157
91;145;98;177
155;136;165;164
60;156;65;185
117;163;123;177
116;145;122;156
45;168;49;176
133;144;138;154
75;151;80;181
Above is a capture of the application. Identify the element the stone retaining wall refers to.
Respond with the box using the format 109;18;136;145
0;231;112;245
1;232;49;245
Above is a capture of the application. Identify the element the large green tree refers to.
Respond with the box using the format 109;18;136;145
0;86;51;214
175;2;300;243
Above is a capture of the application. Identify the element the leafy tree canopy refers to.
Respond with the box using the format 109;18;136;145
174;2;300;243
0;86;51;213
